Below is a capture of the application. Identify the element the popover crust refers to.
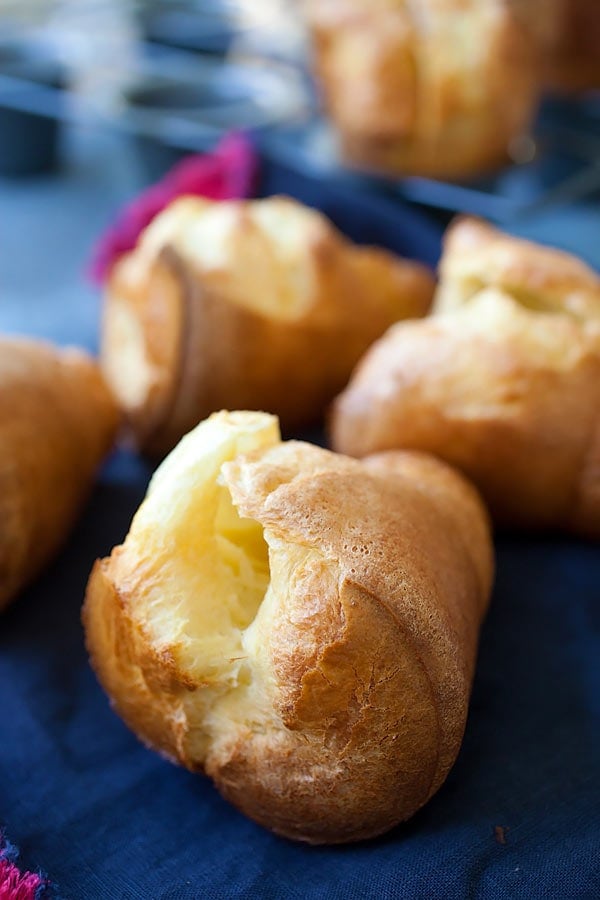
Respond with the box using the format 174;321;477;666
331;220;600;536
0;338;118;610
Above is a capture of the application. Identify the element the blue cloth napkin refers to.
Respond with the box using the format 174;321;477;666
2;484;598;899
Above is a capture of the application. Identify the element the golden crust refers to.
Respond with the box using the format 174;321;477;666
331;220;600;537
436;217;600;320
510;0;600;92
0;338;119;611
546;0;600;91
306;0;539;179
101;195;433;456
83;411;492;843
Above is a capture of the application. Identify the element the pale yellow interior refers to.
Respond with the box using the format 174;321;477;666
120;411;279;685
118;412;311;760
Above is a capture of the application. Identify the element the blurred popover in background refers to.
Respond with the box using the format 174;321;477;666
510;0;600;92
304;0;539;179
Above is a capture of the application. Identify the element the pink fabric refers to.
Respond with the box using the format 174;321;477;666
89;132;258;285
0;858;45;900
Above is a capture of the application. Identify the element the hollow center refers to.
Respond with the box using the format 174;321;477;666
192;473;270;675
124;411;279;685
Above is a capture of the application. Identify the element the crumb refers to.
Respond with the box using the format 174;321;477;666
494;825;509;845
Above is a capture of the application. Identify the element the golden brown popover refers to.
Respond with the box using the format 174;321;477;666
101;195;433;456
511;0;600;92
331;219;600;537
305;0;539;179
84;410;493;843
0;338;118;611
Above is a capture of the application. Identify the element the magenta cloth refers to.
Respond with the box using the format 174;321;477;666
88;132;258;285
0;834;51;900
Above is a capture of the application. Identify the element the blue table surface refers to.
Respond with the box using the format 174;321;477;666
1;126;599;900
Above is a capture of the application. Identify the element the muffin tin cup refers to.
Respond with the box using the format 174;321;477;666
140;0;244;56
114;49;311;181
0;41;66;176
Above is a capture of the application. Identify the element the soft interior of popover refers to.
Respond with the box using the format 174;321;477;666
118;411;280;689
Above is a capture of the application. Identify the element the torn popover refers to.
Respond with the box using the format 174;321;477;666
84;410;493;844
100;195;433;457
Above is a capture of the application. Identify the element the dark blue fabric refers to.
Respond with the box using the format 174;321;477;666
258;158;442;270
1;132;599;899
2;504;599;899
